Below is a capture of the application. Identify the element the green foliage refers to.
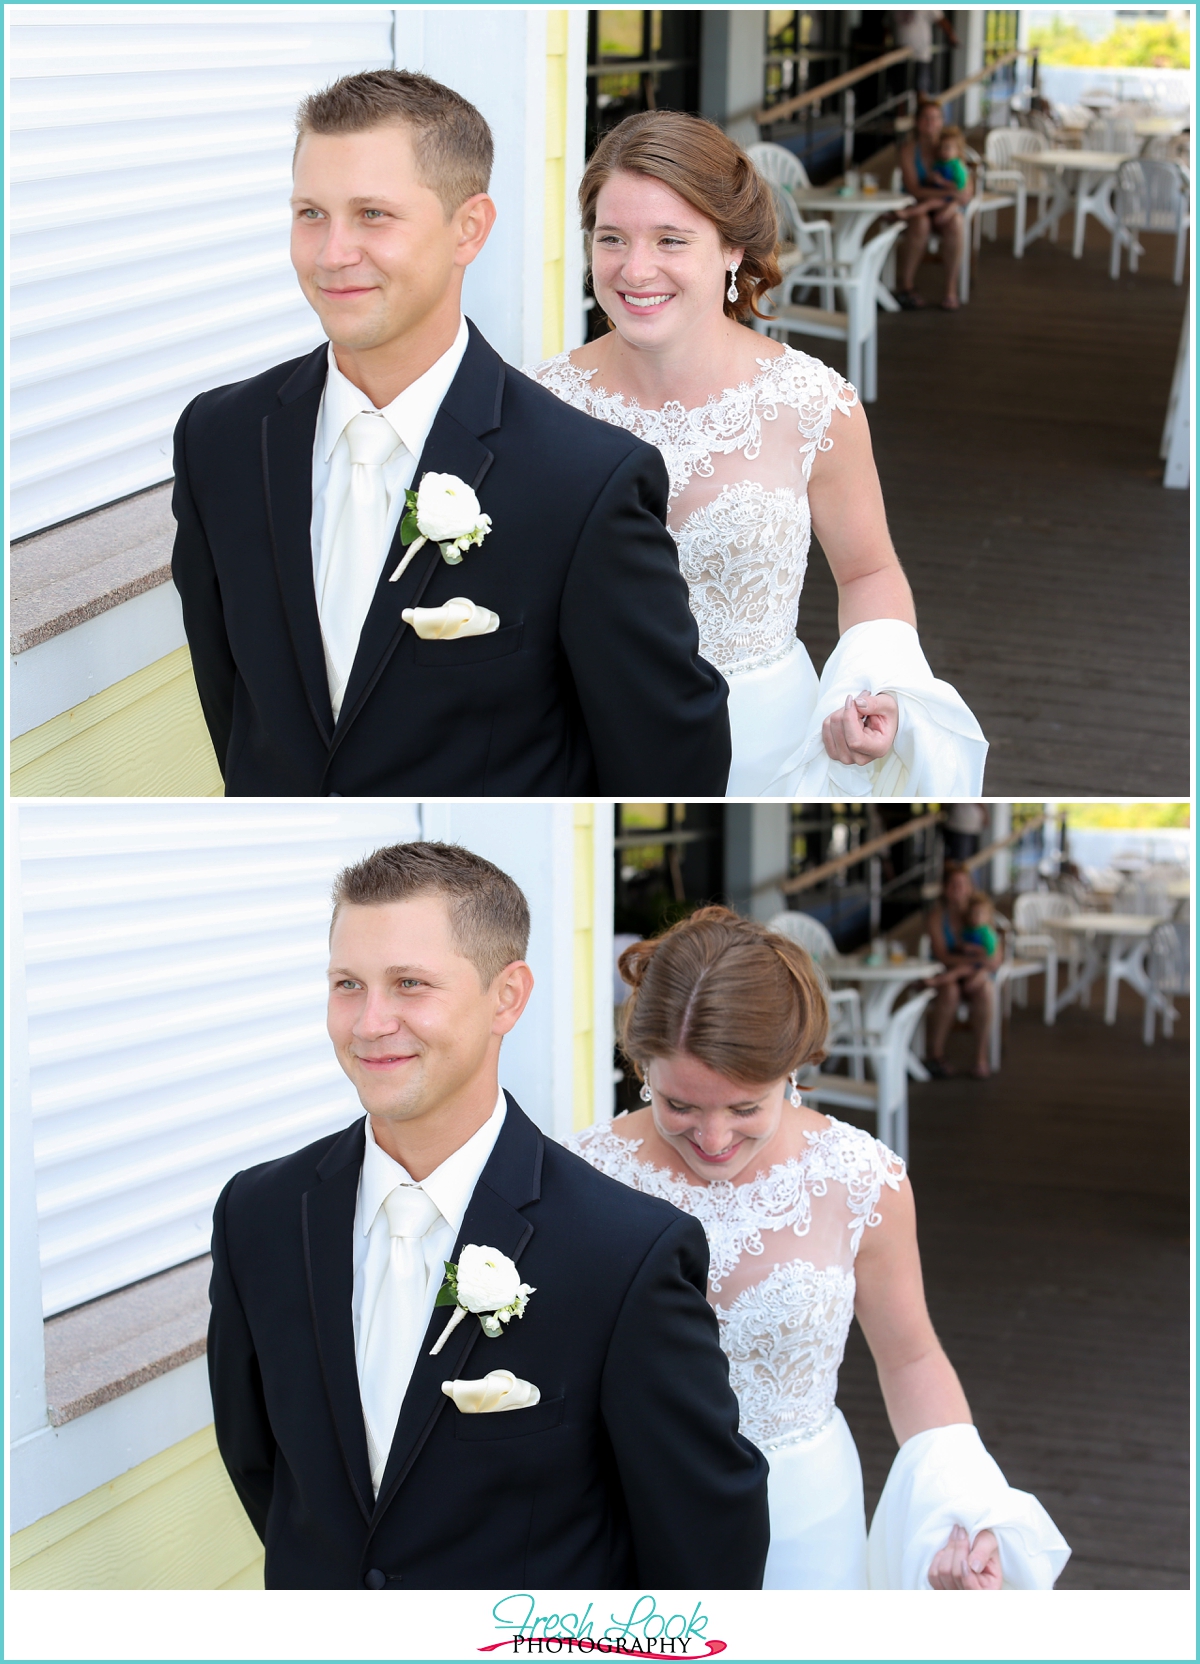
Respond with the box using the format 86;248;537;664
1060;802;1191;829
1030;16;1190;68
434;1262;460;1308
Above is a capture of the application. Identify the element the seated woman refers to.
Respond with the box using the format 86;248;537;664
894;97;974;311
925;862;999;1078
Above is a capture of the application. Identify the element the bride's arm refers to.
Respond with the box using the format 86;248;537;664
854;1176;1003;1590
852;1173;970;1441
807;399;915;635
807;402;917;766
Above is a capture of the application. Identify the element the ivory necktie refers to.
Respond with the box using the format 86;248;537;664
318;411;403;721
360;1184;443;1495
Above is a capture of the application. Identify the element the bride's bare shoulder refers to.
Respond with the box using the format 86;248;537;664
609;1106;654;1141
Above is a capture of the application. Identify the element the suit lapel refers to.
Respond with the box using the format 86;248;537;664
369;1097;543;1527
302;1119;374;1523
328;323;505;753
261;345;335;746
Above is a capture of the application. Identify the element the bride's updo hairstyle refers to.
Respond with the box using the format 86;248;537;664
619;906;828;1087
579;111;783;322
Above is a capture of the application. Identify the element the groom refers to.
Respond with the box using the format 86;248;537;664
207;841;769;1588
171;70;730;795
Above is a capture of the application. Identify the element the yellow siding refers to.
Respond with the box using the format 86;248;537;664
573;801;595;1129
543;11;569;358
11;646;223;798
10;1425;263;1589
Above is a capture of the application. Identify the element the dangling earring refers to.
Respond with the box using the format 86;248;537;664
788;1071;803;1108
639;1079;652;1104
726;262;740;304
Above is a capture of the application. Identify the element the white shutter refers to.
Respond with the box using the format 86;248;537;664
18;800;420;1316
8;4;394;538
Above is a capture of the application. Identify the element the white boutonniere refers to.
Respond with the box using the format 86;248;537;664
428;1244;535;1355
389;472;492;583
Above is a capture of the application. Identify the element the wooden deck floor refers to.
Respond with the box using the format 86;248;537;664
795;211;1190;796
833;981;1191;1589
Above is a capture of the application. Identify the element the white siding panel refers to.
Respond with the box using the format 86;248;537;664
9;6;394;536
18;800;420;1316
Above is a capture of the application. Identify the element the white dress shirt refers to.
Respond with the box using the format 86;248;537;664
351;1088;507;1482
310;315;470;687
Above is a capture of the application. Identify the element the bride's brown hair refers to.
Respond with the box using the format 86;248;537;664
619;906;828;1086
579;111;783;323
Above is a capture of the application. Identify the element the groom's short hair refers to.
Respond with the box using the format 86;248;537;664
296;70;493;215
331;841;529;987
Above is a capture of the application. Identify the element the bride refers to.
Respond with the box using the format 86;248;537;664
568;907;1069;1588
528;110;986;798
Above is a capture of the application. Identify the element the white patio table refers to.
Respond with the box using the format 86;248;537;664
1055;913;1167;1024
825;956;941;1079
1022;149;1136;257
788;186;913;309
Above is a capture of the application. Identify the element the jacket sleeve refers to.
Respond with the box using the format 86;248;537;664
208;1176;276;1542
171;395;236;775
599;1213;770;1588
558;443;731;795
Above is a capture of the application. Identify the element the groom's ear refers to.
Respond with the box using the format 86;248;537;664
490;959;534;1035
452;192;497;268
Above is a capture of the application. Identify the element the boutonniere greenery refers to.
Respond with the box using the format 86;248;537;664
389;472;492;583
428;1244;535;1355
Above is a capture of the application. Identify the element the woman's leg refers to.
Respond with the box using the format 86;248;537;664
896;209;932;295
965;971;995;1074
933;205;964;307
925;978;963;1064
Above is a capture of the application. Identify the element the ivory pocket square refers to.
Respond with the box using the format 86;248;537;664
402;597;499;640
442;1369;541;1413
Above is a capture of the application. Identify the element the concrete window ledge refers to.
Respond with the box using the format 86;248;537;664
12;482;175;656
43;1256;210;1427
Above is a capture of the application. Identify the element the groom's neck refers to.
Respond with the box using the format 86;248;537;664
330;288;463;410
368;1069;499;1180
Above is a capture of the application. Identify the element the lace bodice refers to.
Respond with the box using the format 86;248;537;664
526;348;857;676
567;1116;904;1450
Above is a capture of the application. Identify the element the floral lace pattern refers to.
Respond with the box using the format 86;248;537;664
526;349;857;675
566;1116;904;1449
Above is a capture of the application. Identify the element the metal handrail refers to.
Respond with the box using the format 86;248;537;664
755;46;914;127
962;816;1047;874
938;48;1027;110
780;812;943;895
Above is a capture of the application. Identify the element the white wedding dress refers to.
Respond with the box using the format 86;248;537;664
567;1115;1069;1589
527;348;987;797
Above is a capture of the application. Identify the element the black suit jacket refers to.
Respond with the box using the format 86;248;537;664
171;322;731;795
208;1096;769;1590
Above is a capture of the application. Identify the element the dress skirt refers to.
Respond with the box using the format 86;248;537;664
761;1410;869;1590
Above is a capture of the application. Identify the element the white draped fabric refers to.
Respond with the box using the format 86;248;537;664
567;1116;1068;1590
527;347;987;798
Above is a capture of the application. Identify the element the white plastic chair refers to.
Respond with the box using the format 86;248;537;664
1012;892;1078;1024
747;141;812;194
755;220;905;402
1110;159;1189;285
805;987;937;1163
983;129;1056;254
767;910;864;1077
1086;117;1136;154
989;911;1044;1072
1143;920;1189;1045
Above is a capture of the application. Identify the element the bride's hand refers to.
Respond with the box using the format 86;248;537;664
821;692;899;765
927;1524;1002;1590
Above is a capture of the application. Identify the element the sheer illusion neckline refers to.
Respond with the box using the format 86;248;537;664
551;348;790;420
596;1114;832;1195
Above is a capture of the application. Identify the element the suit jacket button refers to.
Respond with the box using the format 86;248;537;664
364;1569;387;1589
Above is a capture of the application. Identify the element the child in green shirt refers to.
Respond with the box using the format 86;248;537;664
933;126;969;193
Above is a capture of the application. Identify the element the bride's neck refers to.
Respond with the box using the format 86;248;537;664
587;316;770;409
